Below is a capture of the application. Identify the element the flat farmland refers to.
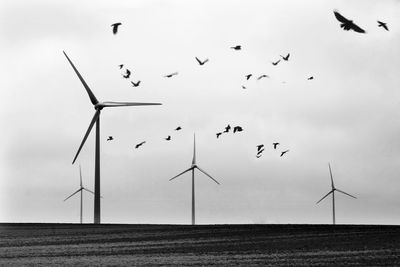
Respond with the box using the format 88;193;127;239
0;224;399;266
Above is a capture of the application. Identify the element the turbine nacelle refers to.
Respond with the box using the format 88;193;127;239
94;103;105;110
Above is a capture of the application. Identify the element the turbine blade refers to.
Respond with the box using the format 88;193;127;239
192;133;196;165
72;110;100;164
316;190;333;204
328;163;335;189
82;187;95;195
83;188;103;198
79;164;82;187
63;51;99;105
63;188;82;201
101;101;162;107
169;167;192;181
196;166;220;185
336;189;357;199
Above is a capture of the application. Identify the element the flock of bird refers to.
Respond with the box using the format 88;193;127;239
106;10;389;160
117;64;142;87
241;51;297;89
110;10;389;90
255;143;289;158
107;126;183;149
333;10;389;33
107;122;290;159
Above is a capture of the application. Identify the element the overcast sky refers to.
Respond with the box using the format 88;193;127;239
1;0;400;224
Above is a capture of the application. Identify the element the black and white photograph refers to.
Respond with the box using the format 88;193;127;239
1;0;400;265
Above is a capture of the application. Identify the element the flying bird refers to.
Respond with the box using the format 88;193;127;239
256;148;265;157
257;74;269;80
308;76;314;80
245;74;252;80
256;153;263;158
256;144;264;152
241;85;247;90
224;124;231;133
195;57;209;65
230;45;241;50
175;126;182;131
272;60;281;66
377;21;389;31
165;136;171;141
119;64;124;69
233;126;243;133
131;80;141;87
135;141;146;149
273;142;279;149
111;23;122;35
107;136;113;141
216;132;223;138
280;150;290;157
123;69;131;79
164;72;178;78
280;53;290;61
333;10;366;33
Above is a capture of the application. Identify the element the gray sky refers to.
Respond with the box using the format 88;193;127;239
1;0;400;224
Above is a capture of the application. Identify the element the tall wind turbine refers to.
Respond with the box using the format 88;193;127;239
169;134;220;225
316;163;356;225
64;165;95;224
63;51;161;224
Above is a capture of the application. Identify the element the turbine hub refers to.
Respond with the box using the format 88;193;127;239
94;103;104;110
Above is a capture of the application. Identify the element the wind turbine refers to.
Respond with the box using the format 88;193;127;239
316;163;356;225
169;134;220;225
63;51;161;224
64;165;95;224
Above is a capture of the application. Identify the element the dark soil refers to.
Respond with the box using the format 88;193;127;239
0;223;399;266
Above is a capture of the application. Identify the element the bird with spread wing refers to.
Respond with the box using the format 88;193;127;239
195;57;209;65
333;10;366;33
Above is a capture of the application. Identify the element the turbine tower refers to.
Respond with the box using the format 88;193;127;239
316;163;356;225
64;165;95;224
64;51;161;224
169;134;220;225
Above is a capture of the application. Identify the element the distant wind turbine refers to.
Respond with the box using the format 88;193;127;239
63;51;161;224
64;165;95;224
316;163;356;225
169;134;220;225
